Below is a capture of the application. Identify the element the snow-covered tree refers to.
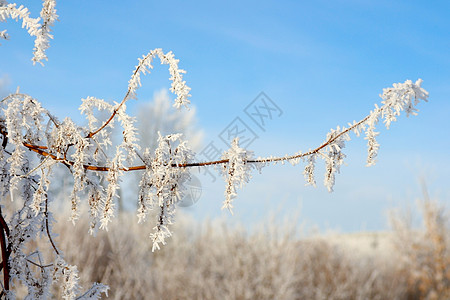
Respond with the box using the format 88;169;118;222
0;1;429;298
136;89;203;153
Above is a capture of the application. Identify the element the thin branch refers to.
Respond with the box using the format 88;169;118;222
25;258;53;269
19;157;50;179
0;209;9;292
44;196;59;255
0;211;9;238
22;110;371;172
86;48;191;139
85;62;143;139
46;111;60;128
248;114;371;164
0;122;7;149
90;137;109;160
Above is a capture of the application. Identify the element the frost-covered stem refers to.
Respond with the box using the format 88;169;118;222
248;115;370;164
17;107;404;170
0;1;58;64
85;103;123;139
85;59;148;139
19;88;421;177
32;0;58;64
25;258;53;269
45;196;59;255
23;112;368;170
0;120;7;149
86;48;190;139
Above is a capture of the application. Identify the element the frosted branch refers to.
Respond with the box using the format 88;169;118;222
0;1;58;64
221;138;255;214
86;48;191;139
0;11;429;294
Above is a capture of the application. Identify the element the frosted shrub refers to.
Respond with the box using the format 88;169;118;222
390;197;450;299
0;1;429;298
44;211;408;299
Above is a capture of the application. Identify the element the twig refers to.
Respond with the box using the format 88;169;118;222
25;258;53;269
19;157;50;179
0;208;10;293
22;111;371;172
44;196;59;255
85;61;143;139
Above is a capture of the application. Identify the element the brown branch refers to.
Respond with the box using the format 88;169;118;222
20;109;373;172
0;208;10;293
85;107;119;139
22;118;363;172
0;212;9;240
25;258;53;269
44;196;60;256
248;113;372;164
0;126;7;149
85;59;144;139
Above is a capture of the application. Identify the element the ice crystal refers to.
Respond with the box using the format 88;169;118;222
0;0;57;64
127;49;191;108
221;138;255;214
137;133;193;251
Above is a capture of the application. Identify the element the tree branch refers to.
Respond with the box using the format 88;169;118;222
0;208;10;293
85;55;147;139
45;196;60;256
21;111;370;172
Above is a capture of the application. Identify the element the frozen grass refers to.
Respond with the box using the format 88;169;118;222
24;196;450;299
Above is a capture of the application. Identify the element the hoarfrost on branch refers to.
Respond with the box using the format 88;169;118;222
0;1;429;298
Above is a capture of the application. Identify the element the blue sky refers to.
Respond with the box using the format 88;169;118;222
1;0;450;232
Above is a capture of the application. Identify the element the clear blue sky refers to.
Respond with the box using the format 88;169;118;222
1;0;450;232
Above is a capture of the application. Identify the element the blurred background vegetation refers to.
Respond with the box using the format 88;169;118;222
11;190;448;300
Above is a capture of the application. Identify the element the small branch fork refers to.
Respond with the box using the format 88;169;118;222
85;53;147;139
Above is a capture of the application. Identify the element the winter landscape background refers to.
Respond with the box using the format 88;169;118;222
1;1;450;299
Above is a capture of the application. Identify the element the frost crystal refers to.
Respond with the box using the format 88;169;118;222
320;126;350;192
137;133;193;251
381;79;429;129
127;49;191;108
364;110;381;167
303;154;316;187
32;0;58;64
0;0;57;64
221;138;255;213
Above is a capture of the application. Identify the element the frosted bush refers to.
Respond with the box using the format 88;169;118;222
0;1;429;298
